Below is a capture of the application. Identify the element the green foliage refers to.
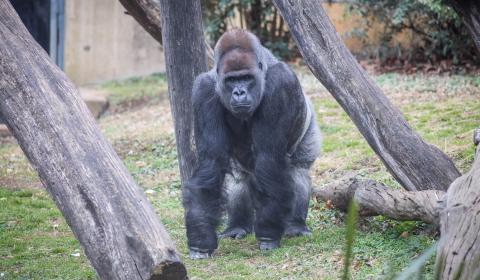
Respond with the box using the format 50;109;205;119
201;0;297;60
347;0;479;65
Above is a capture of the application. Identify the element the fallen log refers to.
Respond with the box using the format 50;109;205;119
313;174;444;225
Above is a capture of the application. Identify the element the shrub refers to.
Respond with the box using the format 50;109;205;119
347;0;479;65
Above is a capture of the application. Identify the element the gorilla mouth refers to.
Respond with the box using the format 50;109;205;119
232;103;252;112
231;103;252;117
233;103;251;108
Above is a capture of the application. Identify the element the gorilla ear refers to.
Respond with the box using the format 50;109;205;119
258;62;263;70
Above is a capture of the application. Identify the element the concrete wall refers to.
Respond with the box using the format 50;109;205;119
64;0;165;85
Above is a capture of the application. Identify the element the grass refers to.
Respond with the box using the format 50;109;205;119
100;73;168;108
1;69;479;279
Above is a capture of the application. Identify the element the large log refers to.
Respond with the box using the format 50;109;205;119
0;1;186;279
436;131;480;279
272;0;460;191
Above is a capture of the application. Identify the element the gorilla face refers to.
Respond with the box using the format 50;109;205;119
217;50;265;119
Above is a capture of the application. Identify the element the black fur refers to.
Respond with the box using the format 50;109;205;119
183;30;321;258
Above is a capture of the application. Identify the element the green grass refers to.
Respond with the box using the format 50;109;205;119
1;70;479;279
0;188;95;279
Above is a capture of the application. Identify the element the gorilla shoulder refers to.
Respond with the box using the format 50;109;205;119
191;71;216;107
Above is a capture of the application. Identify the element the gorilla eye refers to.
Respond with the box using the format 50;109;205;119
258;62;263;70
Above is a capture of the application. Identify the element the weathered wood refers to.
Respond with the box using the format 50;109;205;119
313;174;444;225
0;1;186;279
272;0;460;191
436;138;480;279
447;0;480;52
118;0;163;44
157;0;208;183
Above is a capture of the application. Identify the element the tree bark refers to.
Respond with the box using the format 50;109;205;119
157;0;208;183
447;0;480;52
272;0;460;191
436;131;480;279
312;174;444;225
118;0;163;44
0;1;186;279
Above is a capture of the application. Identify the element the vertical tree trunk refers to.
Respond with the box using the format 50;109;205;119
272;0;460;191
157;0;208;183
119;0;207;184
0;1;186;279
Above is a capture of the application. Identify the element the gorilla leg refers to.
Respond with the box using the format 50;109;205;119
285;167;312;237
251;155;295;250
219;172;254;239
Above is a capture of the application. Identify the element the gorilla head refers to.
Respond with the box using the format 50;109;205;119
215;30;266;119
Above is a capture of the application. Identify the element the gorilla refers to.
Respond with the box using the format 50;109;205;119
183;29;321;259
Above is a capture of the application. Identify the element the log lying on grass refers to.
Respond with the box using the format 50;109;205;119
273;0;460;192
313;174;444;225
0;1;186;279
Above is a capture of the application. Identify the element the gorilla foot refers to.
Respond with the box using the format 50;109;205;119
188;247;214;260
219;227;250;239
284;226;312;238
258;238;280;251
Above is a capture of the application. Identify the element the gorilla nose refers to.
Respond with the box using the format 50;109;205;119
232;88;246;96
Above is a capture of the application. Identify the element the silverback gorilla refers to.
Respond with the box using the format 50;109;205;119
183;29;321;259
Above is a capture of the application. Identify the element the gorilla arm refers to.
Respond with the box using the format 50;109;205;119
183;72;231;259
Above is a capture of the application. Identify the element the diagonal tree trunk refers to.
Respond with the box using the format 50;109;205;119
118;0;163;44
272;0;460;192
0;1;186;279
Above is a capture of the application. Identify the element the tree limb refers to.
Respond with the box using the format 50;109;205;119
313;174;444;225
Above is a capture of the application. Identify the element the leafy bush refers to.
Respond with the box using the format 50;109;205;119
201;0;298;60
347;0;479;65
